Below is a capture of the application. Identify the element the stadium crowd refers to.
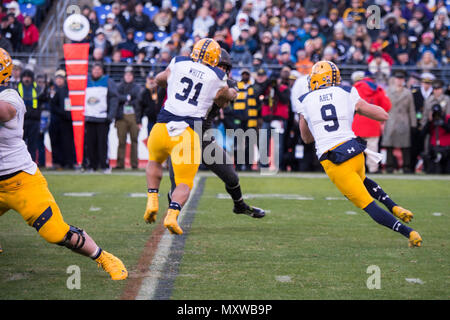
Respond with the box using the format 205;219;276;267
4;0;450;173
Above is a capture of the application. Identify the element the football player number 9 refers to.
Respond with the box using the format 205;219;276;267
320;104;339;132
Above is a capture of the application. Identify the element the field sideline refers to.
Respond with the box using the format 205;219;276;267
0;171;449;300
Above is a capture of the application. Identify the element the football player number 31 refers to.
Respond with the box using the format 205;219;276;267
321;104;339;132
175;76;203;106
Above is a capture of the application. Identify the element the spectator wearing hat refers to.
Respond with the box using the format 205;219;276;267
138;71;165;135
410;72;435;171
2;13;22;51
352;71;392;173
381;70;417;173
103;17;124;47
84;63;119;173
418;32;440;62
137;31;161;61
280;30;302;61
422;79;450;173
232;68;257;171
114;67;142;170
368;51;391;87
48;69;76;169
342;0;365;24
90;28;113;58
395;48;413;67
230;36;253;67
19;69;44;162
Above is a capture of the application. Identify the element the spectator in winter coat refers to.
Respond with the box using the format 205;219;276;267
21;15;39;52
351;71;392;173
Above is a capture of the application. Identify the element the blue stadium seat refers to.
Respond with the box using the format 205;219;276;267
94;5;112;25
154;31;169;42
134;31;145;43
143;4;159;20
20;3;36;18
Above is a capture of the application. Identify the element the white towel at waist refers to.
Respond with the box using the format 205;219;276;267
166;121;189;137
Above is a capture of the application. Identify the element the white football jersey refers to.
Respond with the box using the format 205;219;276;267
295;85;362;158
163;56;227;119
0;88;37;176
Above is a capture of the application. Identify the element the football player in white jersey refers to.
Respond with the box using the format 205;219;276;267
144;38;237;235
0;48;128;279
294;61;422;247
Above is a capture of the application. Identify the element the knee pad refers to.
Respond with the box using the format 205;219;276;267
57;225;86;250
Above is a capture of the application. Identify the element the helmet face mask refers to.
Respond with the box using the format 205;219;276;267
190;38;221;67
0;48;13;85
309;60;341;91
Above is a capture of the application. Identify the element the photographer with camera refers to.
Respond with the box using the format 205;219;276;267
423;79;450;173
258;66;291;171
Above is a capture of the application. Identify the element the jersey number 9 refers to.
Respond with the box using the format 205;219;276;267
321;104;339;132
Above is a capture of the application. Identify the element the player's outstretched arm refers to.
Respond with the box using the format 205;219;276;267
299;115;315;144
155;68;170;88
214;86;237;108
0;101;16;122
355;99;389;122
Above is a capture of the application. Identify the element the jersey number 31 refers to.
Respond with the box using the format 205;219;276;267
175;76;203;106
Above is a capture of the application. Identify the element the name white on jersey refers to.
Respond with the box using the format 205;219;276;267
163;56;227;118
0;88;37;175
296;86;361;158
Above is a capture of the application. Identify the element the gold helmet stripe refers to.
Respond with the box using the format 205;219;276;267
198;39;212;62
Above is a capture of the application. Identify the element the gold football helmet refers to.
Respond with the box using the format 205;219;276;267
190;38;221;67
308;60;341;91
0;48;13;85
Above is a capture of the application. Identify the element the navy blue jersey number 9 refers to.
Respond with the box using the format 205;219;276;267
175;77;203;106
320;104;339;132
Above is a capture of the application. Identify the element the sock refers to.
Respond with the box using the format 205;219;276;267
169;201;182;211
364;201;412;238
148;188;159;194
225;184;245;207
90;247;103;260
363;178;397;212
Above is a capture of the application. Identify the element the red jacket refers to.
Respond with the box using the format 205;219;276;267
352;78;391;137
429;114;450;147
261;83;290;120
22;23;39;46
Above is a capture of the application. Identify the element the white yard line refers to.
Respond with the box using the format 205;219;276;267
135;176;200;300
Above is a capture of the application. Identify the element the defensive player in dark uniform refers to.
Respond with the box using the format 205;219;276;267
168;49;265;218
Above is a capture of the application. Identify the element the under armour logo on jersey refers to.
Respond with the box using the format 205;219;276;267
347;147;355;154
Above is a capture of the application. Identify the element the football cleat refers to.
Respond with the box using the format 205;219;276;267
143;192;159;223
392;206;413;223
164;209;183;235
0;243;3;253
233;204;266;218
408;231;423;248
95;251;128;280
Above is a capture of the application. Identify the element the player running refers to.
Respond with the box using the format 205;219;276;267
294;61;422;247
144;38;237;235
0;48;128;279
167;48;265;219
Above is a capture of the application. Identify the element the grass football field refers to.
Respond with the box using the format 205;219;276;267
0;171;449;300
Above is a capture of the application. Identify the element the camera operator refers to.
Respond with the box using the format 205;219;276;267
423;79;450;173
259;66;291;171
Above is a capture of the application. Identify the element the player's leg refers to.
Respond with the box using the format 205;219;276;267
6;170;128;279
164;127;201;235
322;154;422;247
144;123;170;223
363;177;413;223
202;138;265;218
